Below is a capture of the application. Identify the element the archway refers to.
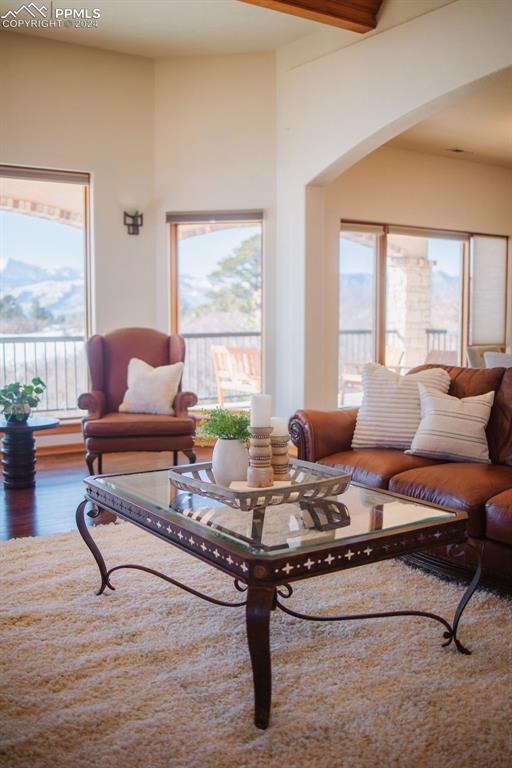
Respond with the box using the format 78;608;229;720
273;0;512;415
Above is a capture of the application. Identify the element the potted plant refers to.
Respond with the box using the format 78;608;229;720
199;408;250;487
0;377;47;423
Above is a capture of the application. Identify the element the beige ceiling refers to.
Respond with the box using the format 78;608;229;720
388;67;512;169
0;0;321;56
0;0;455;58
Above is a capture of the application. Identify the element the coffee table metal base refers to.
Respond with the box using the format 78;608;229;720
76;500;482;730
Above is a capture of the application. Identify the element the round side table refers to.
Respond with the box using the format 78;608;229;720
0;416;60;489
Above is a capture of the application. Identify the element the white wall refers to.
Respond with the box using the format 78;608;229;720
153;53;276;391
326;147;512;236
275;0;512;415
0;33;156;333
312;146;512;407
3;2;512;423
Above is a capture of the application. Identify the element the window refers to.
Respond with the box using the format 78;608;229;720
0;166;89;416
470;236;508;345
385;229;465;370
338;226;378;406
339;221;508;407
168;211;263;407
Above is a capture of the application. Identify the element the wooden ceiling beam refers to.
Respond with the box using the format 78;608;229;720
238;1;383;34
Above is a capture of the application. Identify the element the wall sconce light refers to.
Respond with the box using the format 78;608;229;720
123;211;143;235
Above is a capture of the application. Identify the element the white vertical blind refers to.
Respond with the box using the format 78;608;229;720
470;236;508;345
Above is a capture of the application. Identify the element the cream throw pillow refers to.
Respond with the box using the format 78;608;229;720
119;358;184;416
406;384;494;463
351;364;451;450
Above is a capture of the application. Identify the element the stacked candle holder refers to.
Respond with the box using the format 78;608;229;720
247;426;273;488
270;417;291;481
246;395;290;488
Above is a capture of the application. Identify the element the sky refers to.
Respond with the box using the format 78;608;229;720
0;211;84;272
0;210;461;282
178;225;261;280
340;235;462;276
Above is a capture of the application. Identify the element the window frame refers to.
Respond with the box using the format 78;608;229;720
340;219;508;375
0;164;91;421
0;163;92;340
167;210;264;337
167;210;265;405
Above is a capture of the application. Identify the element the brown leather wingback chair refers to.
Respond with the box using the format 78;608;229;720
78;328;197;474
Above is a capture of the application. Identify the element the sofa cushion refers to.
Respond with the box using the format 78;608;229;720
409;364;505;399
83;412;195;438
410;364;508;464
389;464;512;537
485;490;512;547
352;364;450;450
318;449;443;489
488;368;512;466
407;385;495;464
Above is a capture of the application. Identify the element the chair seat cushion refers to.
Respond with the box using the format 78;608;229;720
485;490;512;547
389;464;512;537
318;449;443;489
84;412;194;438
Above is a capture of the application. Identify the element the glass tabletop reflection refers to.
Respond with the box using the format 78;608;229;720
91;470;456;555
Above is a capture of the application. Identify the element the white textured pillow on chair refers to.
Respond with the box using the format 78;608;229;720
406;384;494;463
351;364;451;450
119;358;184;416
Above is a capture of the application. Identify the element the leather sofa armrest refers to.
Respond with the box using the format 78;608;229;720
173;391;198;419
289;408;358;462
78;390;106;420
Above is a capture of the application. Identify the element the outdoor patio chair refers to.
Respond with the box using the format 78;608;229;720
211;345;261;407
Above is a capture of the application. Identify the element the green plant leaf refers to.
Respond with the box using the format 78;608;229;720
198;408;250;442
0;379;44;410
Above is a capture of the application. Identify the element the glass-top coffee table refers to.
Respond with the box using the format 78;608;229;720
77;468;481;729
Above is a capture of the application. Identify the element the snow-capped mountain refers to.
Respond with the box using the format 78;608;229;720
0;258;83;317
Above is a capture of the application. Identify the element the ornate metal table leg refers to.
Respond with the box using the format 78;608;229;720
76;499;115;596
443;545;483;655
246;585;275;730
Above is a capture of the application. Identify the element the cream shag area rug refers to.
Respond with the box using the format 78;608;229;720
1;523;511;768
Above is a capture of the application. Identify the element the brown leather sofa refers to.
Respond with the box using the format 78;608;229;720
79;328;197;474
290;365;512;591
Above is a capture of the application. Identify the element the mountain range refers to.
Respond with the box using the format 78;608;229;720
0;258;459;332
0;258;84;319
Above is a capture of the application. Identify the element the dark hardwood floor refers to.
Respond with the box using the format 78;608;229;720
0;448;212;540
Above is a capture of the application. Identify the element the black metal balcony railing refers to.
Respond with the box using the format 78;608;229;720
338;328;458;365
425;328;459;352
0;335;87;415
0;331;262;415
0;328;459;416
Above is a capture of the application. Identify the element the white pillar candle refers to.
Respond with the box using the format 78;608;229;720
250;394;272;427
270;416;289;437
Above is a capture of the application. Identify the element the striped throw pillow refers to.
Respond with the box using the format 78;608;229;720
351;364;451;450
406;385;495;463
